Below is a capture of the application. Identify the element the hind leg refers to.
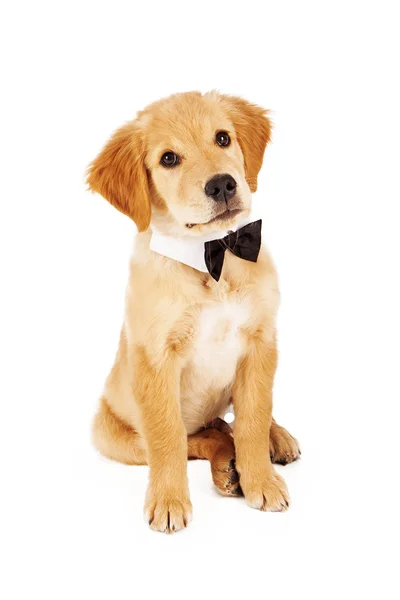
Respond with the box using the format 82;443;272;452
92;397;147;465
269;418;301;465
93;401;241;497
189;421;242;497
205;415;301;467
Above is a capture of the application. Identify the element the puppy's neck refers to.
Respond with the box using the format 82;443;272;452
148;209;260;274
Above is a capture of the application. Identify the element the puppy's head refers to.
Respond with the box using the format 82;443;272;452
87;92;271;235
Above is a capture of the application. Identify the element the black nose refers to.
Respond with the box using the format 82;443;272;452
205;174;237;202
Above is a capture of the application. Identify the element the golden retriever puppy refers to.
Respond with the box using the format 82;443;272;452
87;91;300;533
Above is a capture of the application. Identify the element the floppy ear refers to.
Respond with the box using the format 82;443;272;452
219;95;272;193
86;122;151;232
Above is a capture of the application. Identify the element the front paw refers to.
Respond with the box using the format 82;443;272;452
144;488;193;534
239;468;289;512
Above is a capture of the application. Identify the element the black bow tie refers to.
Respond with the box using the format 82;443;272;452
204;219;262;281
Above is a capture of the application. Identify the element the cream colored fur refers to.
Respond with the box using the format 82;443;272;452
87;91;300;533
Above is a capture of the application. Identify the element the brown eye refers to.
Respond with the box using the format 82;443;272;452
216;131;231;147
160;152;179;167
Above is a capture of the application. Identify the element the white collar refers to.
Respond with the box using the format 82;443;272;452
150;205;261;273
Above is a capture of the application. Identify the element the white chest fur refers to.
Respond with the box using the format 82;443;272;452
180;294;250;433
191;296;250;389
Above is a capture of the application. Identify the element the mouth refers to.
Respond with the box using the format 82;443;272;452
186;208;243;229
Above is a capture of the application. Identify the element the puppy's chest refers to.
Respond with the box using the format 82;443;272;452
189;292;250;386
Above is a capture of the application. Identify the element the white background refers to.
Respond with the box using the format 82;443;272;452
1;1;399;598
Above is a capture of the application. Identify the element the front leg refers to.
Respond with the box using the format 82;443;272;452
233;333;289;512
133;346;192;533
